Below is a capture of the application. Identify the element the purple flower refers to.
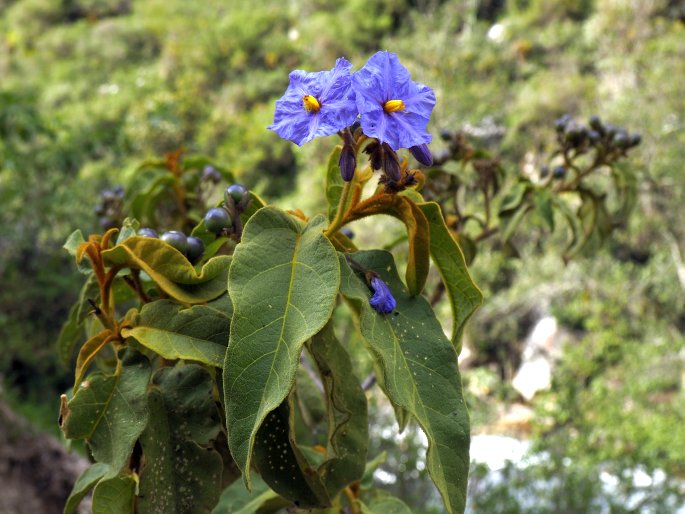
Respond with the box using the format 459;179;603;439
268;58;358;146
351;51;436;151
369;275;396;314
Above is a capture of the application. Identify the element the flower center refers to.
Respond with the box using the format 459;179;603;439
302;95;321;113
383;99;405;113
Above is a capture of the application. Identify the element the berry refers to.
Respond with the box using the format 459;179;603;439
160;231;188;254
589;115;604;133
553;166;566;179
204;207;232;235
202;165;221;183
439;128;452;141
138;227;158;238
564;123;587;146
588;130;601;144
613;132;630;149
186;236;205;264
225;184;249;204
629;133;642;147
540;165;550;178
554;114;572;133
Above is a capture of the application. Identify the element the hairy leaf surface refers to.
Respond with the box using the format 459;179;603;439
223;207;340;488
60;349;151;477
123;297;231;367
138;365;223;514
418;202;482;351
102;236;230;303
339;251;470;514
92;475;136;514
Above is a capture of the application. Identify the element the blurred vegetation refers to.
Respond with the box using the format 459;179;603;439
1;0;684;511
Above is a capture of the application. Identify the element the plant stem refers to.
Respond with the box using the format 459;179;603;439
325;180;353;237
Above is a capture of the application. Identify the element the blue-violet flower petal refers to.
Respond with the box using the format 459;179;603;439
351;51;436;151
268;58;358;146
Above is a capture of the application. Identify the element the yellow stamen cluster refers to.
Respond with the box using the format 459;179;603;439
383;99;405;113
302;95;321;113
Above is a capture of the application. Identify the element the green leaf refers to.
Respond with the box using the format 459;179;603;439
223;207;340;488
499;203;531;243
498;180;530;214
64;463;111;514
60;349;151;477
360;452;387;489
359;495;414;514
212;474;288;514
102;236;231;304
92;475;136;514
339;251;470;514
116;218;141;244
533;189;555;231
308;322;369;497
418;203;483;351
123;298;231;367
252;397;331;508
138;364;223;514
325;145;344;222
63;229;92;274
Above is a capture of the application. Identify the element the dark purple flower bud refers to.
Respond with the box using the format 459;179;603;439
409;143;433;166
381;144;401;182
369;275;396;314
339;144;356;182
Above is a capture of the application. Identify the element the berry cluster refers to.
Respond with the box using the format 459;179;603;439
137;227;206;265
94;186;125;230
555;114;641;154
136;183;251;265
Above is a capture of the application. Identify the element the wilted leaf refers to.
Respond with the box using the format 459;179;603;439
102;236;230;304
339;251;470;514
223;207;340;488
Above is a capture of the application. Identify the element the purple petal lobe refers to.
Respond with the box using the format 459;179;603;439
369;275;396;314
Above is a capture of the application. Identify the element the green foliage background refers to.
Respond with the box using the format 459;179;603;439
1;0;684;510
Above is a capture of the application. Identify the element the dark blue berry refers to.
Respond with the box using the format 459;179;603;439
160;231;188;254
185;236;205;264
553;166;566;179
204;207;232;235
225;184;249;204
138;227;158;238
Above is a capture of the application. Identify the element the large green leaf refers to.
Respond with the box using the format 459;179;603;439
102;236;230;304
64;463;111;514
92;475;136;514
339;251;470;514
359;495;414;514
138;364;223;514
223;207;340;488
123;297;232;367
418;202;483;351
60;349;151;477
212;474;288;514
308;322;369;497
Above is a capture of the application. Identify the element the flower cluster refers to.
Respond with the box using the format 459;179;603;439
268;51;436;180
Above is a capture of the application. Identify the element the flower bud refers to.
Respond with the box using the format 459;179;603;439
339;144;357;182
409;143;433;166
368;275;396;314
381;144;401;182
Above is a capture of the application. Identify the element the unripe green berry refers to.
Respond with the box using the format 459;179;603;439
186;236;205;264
138;227;158;238
204;207;232;235
161;231;188;254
